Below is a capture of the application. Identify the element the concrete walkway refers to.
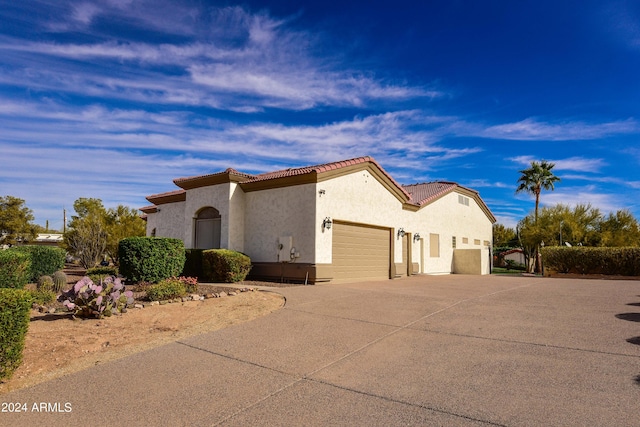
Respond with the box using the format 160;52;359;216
2;275;640;426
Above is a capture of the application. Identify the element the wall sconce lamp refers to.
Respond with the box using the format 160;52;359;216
322;217;333;230
413;233;421;242
397;228;405;238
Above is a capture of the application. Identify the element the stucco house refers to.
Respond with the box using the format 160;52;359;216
141;156;495;283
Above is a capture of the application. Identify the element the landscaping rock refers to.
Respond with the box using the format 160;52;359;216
150;301;159;306
229;291;238;296
219;292;227;297
134;304;144;309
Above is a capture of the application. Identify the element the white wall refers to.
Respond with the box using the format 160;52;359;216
243;184;316;263
145;201;185;240
184;183;231;248
316;170;405;264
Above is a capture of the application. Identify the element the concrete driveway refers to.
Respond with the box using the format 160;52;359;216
2;275;640;426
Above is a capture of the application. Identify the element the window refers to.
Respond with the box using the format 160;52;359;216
458;195;469;206
484;240;491;247
430;233;440;257
452;236;456;248
474;239;481;245
462;237;468;244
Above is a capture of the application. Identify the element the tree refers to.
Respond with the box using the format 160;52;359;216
493;223;517;247
515;160;560;272
64;198;108;269
0;196;37;246
599;209;640;247
104;205;146;264
64;198;146;268
516;160;561;222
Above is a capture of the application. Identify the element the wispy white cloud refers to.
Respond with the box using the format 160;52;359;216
509;155;606;173
480;118;638;141
0;4;438;112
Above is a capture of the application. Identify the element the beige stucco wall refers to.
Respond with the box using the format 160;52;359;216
408;191;493;274
243;184;316;263
184;183;231;249
145;201;185;240
228;182;246;253
453;248;491;274
316;170;405;264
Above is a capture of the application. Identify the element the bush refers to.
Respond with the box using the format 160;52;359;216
29;288;56;305
86;266;118;284
59;276;133;319
202;249;252;283
52;270;67;292
542;247;640;276
8;246;65;282
0;288;32;381
182;249;204;279
0;250;31;289
146;278;186;301
118;237;185;283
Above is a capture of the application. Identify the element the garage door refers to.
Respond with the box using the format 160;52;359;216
332;221;391;281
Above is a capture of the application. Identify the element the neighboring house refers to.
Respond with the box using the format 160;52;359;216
141;156;496;283
502;248;526;265
33;233;64;247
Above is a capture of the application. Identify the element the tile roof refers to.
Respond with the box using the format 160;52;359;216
402;182;458;206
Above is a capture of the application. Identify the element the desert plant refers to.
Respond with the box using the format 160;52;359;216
86;266;117;284
175;276;198;293
0;288;31;381
118;237;185;283
0;250;30;289
542;247;640;276
146;278;186;301
52;270;67;292
8;245;65;282
202;249;252;283
29;288;56;305
59;276;133;319
37;275;54;291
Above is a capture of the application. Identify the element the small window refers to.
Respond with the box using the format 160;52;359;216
462;237;469;244
474;239;481;245
458;195;469;206
452;236;457;248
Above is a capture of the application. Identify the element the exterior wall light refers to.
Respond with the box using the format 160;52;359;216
397;228;405;238
322;217;333;230
413;233;421;242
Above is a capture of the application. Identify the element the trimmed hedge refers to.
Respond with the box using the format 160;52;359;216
0;251;31;289
0;288;32;381
182;249;204;279
202;249;251;283
541;247;640;276
8;245;65;282
118;237;185;283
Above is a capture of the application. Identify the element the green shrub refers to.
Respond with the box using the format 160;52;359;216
86;266;117;285
52;270;67;292
37;275;54;291
8;246;65;282
182;249;204;279
29;288;56;305
146;278;186;301
0;251;31;289
202;249;252;283
118;237;185;283
0;288;32;381
542;247;640;276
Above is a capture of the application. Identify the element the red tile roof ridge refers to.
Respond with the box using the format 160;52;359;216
146;188;186;199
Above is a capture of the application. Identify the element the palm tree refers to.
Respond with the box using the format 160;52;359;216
516;160;560;272
516;160;560;223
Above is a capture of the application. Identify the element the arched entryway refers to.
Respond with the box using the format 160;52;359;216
194;207;221;249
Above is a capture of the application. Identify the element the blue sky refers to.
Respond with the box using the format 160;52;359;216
1;0;639;230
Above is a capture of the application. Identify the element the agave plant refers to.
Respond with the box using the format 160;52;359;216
59;276;134;319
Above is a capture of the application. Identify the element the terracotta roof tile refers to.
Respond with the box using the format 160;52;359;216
402;182;456;205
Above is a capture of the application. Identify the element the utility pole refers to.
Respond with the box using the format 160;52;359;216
63;208;67;234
